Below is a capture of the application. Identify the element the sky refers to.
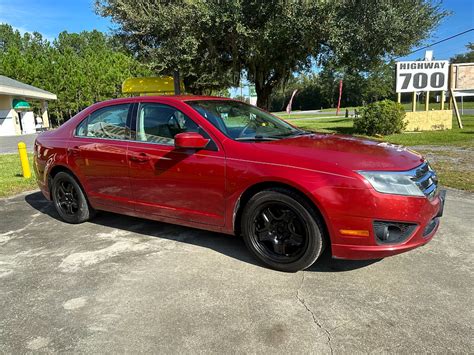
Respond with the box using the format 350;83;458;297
0;0;472;97
398;0;474;61
0;0;113;41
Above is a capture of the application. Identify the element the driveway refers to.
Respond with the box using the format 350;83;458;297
0;189;473;353
0;134;37;154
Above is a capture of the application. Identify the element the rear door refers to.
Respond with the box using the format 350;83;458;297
68;103;133;211
127;101;226;226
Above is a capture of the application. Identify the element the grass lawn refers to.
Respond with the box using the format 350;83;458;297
283;114;474;147
282;114;474;191
421;160;474;192
319;106;359;112
287;116;354;134
0;153;37;198
272;106;360;116
272;101;474;117
277;113;338;120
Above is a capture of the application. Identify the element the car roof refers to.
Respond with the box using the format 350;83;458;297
97;95;234;106
165;95;233;102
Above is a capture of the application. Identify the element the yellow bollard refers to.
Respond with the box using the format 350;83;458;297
17;142;31;179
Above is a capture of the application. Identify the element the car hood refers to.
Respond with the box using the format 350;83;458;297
248;133;424;172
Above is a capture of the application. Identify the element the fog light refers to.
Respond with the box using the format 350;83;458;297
373;221;417;245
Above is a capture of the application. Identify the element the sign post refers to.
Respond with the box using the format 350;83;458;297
449;62;474;129
173;71;181;95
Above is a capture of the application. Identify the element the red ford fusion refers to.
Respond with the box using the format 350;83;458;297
34;96;445;271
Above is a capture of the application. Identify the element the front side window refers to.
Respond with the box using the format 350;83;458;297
136;103;199;145
76;104;130;140
187;100;303;141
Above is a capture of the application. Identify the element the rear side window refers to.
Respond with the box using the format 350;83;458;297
75;104;130;140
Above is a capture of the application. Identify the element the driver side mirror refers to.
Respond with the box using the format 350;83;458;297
174;132;210;149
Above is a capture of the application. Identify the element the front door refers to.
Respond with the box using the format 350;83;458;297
127;102;226;226
68;103;132;211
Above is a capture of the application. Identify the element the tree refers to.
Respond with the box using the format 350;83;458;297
362;61;395;103
270;59;396;111
234;95;250;104
96;0;446;109
96;1;240;94
0;24;151;123
450;42;474;63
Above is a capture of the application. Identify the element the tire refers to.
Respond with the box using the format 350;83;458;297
51;171;95;224
241;188;326;272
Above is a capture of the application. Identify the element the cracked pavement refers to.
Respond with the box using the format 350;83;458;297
296;272;334;354
0;189;473;353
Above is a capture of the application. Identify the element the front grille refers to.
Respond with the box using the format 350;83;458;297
410;162;438;198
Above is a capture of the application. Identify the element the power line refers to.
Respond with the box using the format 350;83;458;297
396;28;474;58
431;44;470;58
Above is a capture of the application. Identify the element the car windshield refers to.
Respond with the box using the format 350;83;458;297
187;100;304;141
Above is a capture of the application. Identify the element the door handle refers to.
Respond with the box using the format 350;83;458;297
129;153;150;163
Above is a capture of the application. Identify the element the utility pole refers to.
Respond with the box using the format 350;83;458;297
173;71;181;95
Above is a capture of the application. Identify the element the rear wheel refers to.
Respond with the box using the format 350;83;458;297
52;172;94;224
241;188;325;272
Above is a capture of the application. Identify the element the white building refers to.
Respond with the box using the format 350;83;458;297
0;75;57;136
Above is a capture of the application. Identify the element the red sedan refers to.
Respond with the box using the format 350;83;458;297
34;96;445;271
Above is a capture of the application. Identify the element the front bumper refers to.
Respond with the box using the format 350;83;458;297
329;189;446;260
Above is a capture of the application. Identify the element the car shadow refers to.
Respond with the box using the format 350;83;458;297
25;191;380;273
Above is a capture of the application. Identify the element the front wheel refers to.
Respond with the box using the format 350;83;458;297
51;171;94;224
241;188;326;272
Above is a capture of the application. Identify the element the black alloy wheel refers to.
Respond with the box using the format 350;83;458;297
241;188;326;272
55;179;79;216
52;172;94;224
252;202;308;262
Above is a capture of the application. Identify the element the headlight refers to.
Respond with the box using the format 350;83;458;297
358;171;424;197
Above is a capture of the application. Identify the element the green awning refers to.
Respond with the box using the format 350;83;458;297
12;99;31;110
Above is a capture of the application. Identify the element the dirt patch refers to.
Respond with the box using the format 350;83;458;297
410;145;474;191
410;146;474;172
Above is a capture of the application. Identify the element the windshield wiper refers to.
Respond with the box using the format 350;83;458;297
293;130;311;135
234;135;279;141
235;130;310;141
268;130;309;138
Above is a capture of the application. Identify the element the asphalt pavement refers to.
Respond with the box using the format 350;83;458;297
0;188;473;353
0;134;37;154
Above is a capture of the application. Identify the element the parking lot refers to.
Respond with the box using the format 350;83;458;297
0;134;37;154
1;189;473;353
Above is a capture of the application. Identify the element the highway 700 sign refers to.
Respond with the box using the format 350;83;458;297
396;60;449;93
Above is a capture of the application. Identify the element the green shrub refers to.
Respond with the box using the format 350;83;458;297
354;100;406;135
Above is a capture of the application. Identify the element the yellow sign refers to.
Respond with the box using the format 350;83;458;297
122;76;185;95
